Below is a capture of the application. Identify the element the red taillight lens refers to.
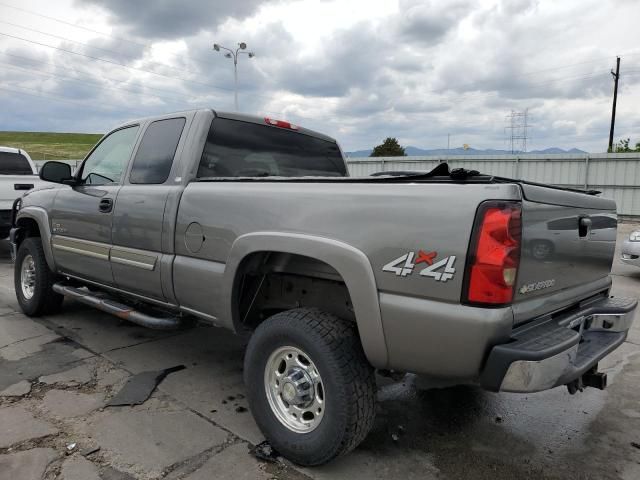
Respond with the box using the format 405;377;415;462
464;202;522;305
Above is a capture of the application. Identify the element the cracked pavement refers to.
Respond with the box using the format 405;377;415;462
0;225;639;479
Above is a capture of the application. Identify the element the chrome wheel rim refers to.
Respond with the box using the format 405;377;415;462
20;254;36;300
264;345;325;433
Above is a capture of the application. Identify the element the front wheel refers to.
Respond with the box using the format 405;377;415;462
14;237;63;316
244;308;376;466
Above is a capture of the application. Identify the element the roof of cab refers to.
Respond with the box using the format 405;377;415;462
0;146;22;154
213;110;336;143
114;108;337;143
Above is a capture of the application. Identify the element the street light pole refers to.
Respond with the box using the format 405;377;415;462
233;56;238;112
213;42;255;112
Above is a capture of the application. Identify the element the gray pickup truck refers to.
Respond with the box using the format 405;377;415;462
10;109;637;466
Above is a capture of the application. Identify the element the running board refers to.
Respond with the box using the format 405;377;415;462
52;283;182;330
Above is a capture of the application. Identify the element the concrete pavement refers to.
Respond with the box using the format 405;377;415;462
0;225;639;479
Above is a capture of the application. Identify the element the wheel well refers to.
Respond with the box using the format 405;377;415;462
15;217;41;247
233;252;355;331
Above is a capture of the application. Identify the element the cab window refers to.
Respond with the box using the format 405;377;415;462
129;118;185;184
81;126;139;185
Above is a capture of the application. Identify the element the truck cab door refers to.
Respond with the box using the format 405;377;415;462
111;117;187;302
50;125;140;285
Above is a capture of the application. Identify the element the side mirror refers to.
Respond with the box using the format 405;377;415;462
40;161;75;185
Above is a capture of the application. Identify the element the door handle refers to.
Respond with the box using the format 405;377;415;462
579;216;592;237
99;198;113;213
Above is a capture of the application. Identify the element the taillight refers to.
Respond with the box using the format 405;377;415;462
463;201;522;306
264;117;299;130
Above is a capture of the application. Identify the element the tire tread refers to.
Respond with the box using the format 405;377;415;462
15;237;62;316
245;307;376;465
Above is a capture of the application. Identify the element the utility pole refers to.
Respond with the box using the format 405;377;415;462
608;56;620;152
447;133;450;151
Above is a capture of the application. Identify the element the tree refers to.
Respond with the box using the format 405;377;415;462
370;137;406;157
610;138;640;153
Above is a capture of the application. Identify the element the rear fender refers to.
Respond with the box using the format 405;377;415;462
224;232;388;368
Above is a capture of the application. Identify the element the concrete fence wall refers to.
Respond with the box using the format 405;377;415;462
347;153;640;217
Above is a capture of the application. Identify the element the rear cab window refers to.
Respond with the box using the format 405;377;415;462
197;118;347;178
0;152;33;175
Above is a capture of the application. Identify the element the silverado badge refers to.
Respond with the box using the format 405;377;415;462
519;279;556;294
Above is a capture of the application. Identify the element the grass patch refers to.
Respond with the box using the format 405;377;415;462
0;131;103;160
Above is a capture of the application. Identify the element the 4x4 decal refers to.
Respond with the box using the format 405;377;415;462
382;250;456;282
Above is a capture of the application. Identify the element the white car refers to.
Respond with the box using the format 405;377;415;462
0;146;48;238
621;230;640;267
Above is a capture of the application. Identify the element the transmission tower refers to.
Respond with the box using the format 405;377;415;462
505;109;530;153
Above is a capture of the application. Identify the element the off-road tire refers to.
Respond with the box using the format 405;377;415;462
14;237;63;316
244;308;376;466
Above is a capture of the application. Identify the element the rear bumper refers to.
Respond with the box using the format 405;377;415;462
480;296;637;392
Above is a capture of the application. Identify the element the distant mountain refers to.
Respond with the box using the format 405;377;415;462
345;146;588;157
345;149;374;157
529;147;588;154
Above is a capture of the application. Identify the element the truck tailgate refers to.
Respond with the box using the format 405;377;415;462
0;175;39;210
515;184;616;307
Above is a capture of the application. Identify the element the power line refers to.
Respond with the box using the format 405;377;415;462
2;2;639;107
0;75;626;149
0;1;150;50
4;1;639;85
0;56;296;120
0;24;635;139
0;82;301;129
0;20;223;84
0;25;631;115
0;20;142;59
0;31;279;103
0;61;190;104
0;83;119;109
0;51;204;100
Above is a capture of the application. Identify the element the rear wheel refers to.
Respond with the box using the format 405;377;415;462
14;237;63;316
244;308;376;466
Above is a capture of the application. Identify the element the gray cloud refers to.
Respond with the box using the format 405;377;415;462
78;0;271;39
395;0;472;45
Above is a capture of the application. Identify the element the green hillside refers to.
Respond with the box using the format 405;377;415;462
0;131;103;160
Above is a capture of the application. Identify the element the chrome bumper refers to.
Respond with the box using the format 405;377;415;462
621;240;640;266
480;296;637;393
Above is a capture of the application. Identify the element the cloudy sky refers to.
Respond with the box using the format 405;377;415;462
0;0;639;153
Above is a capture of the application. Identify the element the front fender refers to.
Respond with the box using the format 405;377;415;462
224;232;388;368
15;207;55;271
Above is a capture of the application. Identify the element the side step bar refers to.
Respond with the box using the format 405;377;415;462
52;283;182;330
